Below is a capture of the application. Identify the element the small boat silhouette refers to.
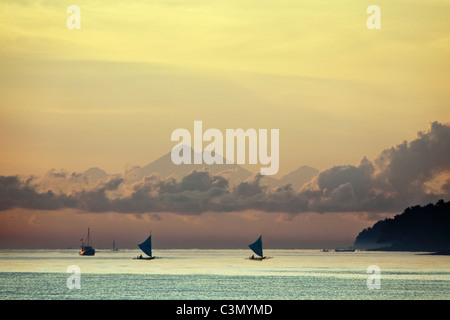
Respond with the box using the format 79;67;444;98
248;235;271;260
135;232;156;260
79;228;95;256
112;238;119;252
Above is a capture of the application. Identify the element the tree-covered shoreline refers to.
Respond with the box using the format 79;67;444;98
354;200;450;252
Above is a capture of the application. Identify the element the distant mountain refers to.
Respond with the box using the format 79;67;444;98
278;165;319;190
130;148;319;188
81;167;108;182
131;147;254;185
354;200;450;252
79;149;319;189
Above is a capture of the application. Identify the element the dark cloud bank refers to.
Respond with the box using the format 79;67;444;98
1;122;449;215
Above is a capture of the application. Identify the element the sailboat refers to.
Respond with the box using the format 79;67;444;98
248;235;270;260
135;233;156;260
112;238;119;252
79;228;95;256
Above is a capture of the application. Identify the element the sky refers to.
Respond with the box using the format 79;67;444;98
0;0;449;249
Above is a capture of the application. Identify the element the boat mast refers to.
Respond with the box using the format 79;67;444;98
87;228;90;246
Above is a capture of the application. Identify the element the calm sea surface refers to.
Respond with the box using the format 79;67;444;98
0;249;448;300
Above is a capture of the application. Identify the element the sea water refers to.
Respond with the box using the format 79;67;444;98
0;249;448;300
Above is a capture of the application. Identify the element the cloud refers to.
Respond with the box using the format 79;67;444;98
375;121;450;196
0;176;75;211
299;121;450;212
0;122;449;215
442;179;450;194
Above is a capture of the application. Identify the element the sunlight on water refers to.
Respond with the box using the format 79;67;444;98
0;249;449;299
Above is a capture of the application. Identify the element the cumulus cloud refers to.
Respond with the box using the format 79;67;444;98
0;121;449;215
0;175;75;211
375;121;450;196
299;121;450;212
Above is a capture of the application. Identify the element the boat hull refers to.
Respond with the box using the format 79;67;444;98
79;246;95;256
249;256;267;261
134;256;156;260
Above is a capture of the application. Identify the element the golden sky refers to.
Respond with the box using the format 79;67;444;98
0;1;449;249
1;0;449;177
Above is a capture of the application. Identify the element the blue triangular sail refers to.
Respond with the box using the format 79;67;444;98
138;235;152;257
249;235;263;257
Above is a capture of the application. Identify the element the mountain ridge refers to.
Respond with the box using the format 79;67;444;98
81;148;319;189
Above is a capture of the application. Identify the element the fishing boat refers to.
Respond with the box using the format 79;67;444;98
135;233;156;260
79;228;95;256
248;235;270;260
